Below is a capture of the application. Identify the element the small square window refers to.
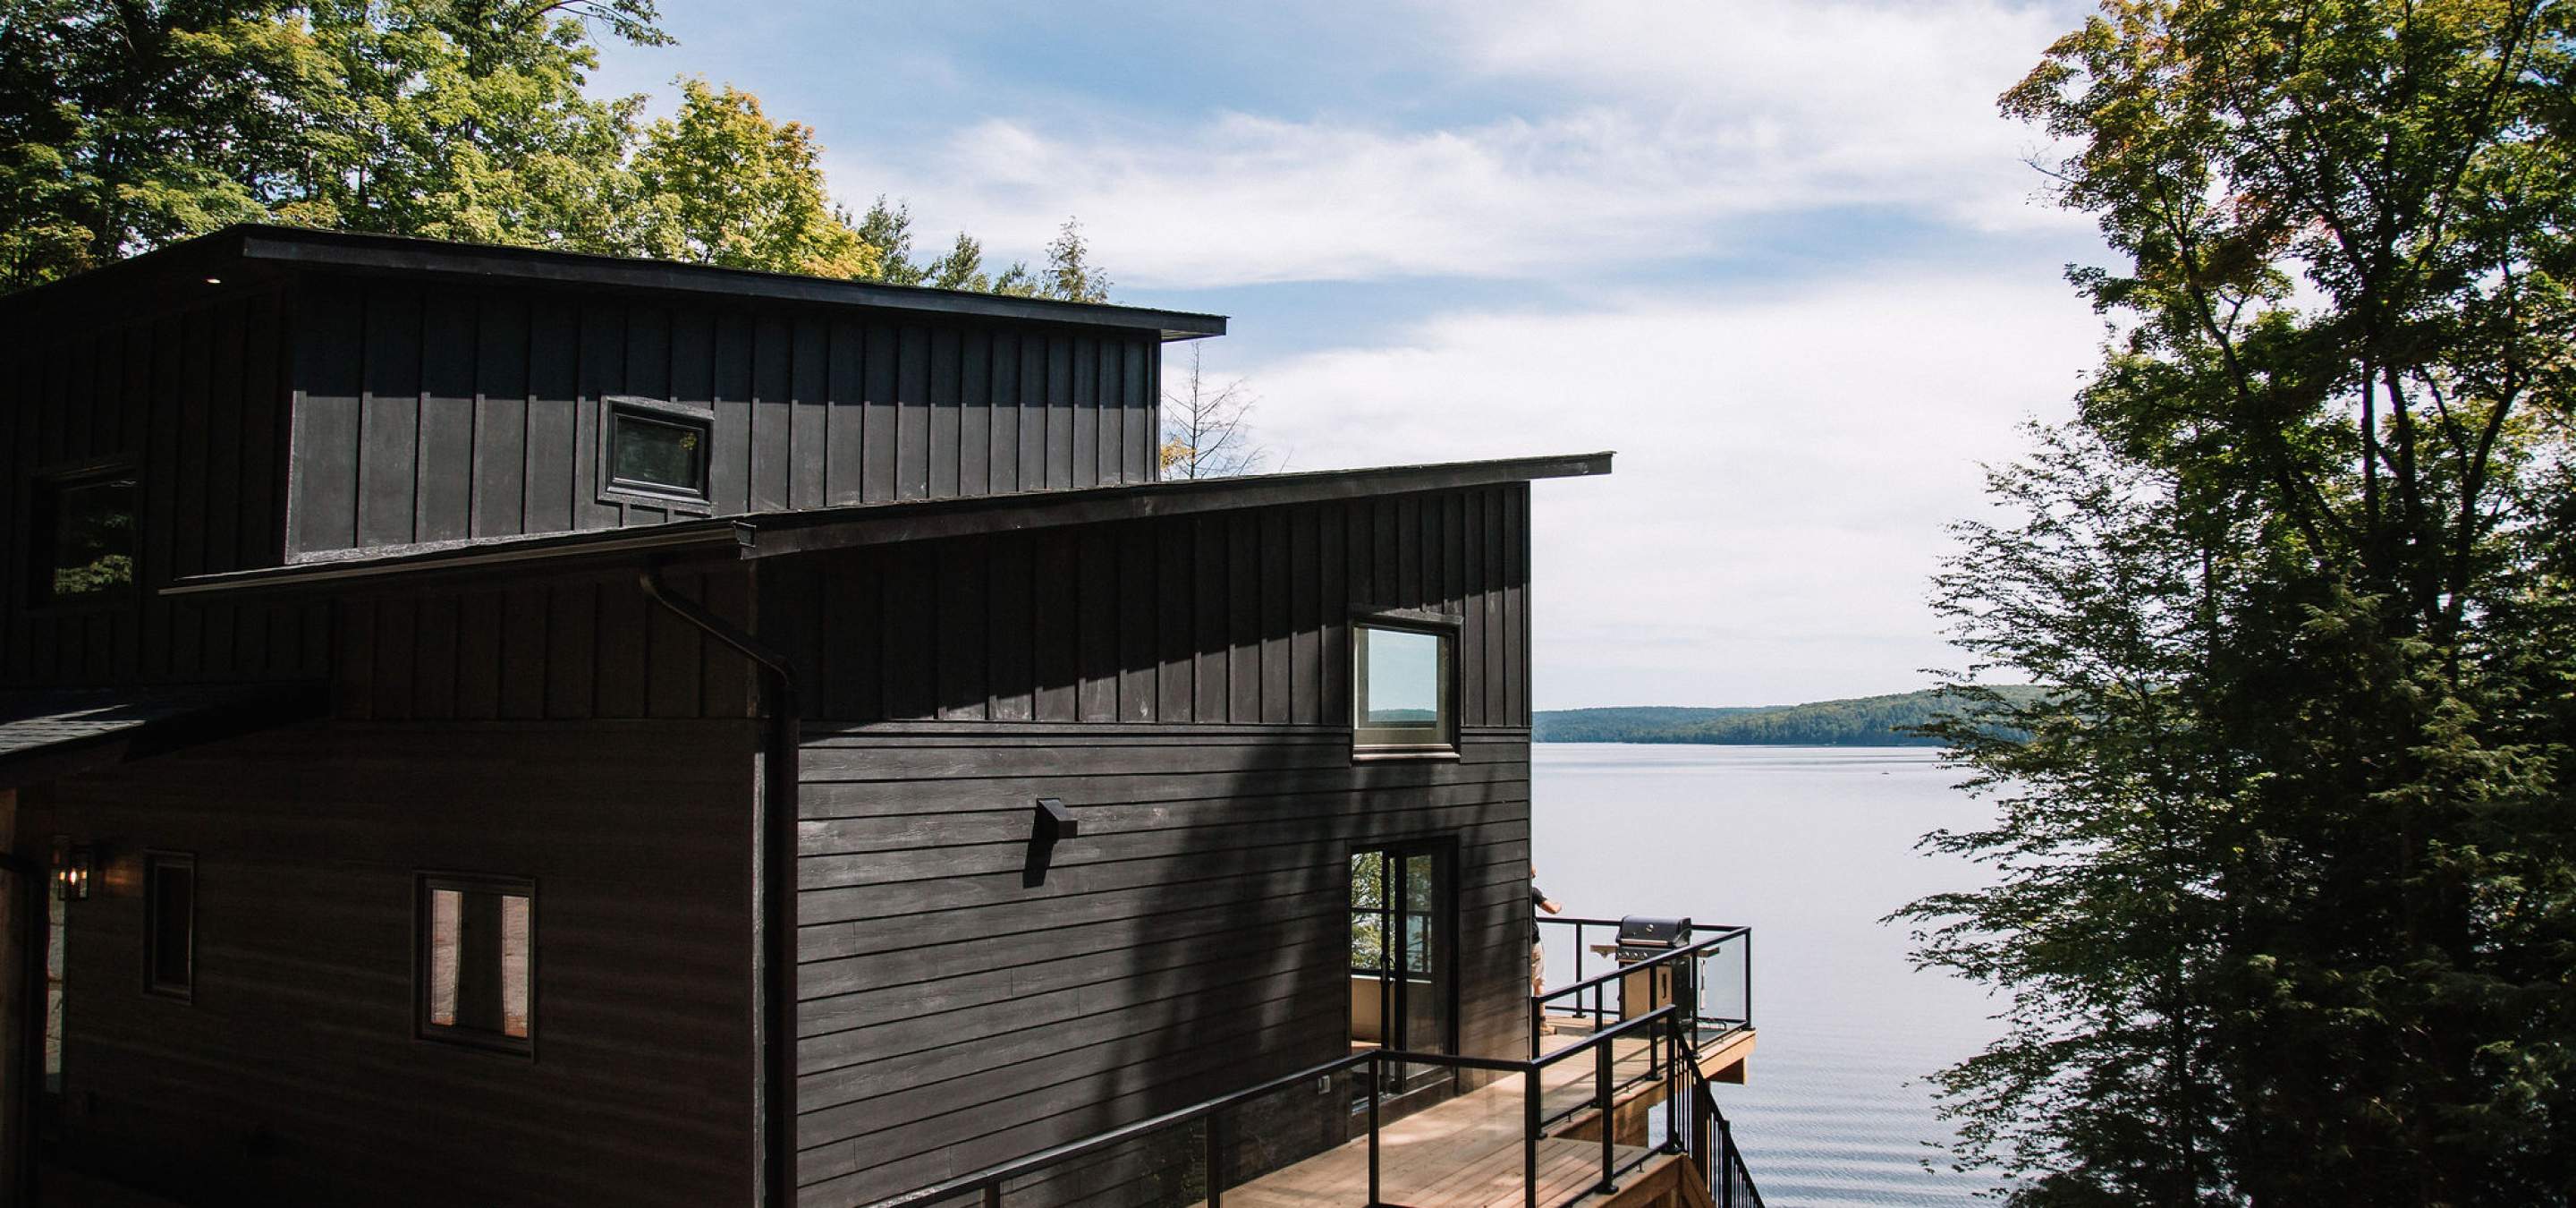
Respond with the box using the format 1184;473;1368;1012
1354;621;1455;752
32;469;137;606
419;874;534;1053
144;853;194;1000
607;405;710;503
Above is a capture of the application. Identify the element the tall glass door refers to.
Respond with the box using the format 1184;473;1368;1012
1350;842;1455;1093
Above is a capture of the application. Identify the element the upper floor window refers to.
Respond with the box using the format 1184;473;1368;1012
31;466;137;606
419;873;534;1054
1353;618;1455;753
606;400;711;506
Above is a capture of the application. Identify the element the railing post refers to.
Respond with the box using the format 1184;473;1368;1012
982;1182;1001;1208
1743;929;1754;1029
1717;1116;1735;1208
1594;1037;1617;1195
1204;1110;1224;1208
1664;1014;1686;1154
1367;1059;1382;1208
1524;1067;1541;1208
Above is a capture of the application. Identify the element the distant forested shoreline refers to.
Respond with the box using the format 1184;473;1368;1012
1533;688;2038;745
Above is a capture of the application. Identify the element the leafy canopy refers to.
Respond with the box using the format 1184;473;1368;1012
0;0;1112;298
1901;2;2576;1204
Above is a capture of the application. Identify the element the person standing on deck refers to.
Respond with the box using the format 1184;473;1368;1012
1530;864;1563;1000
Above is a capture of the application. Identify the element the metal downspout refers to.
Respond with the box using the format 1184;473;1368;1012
637;568;800;1208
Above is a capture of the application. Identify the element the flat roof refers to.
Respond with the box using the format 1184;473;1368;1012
163;452;1614;596
0;224;1228;342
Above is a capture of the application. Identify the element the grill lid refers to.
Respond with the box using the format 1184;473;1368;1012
1615;915;1692;949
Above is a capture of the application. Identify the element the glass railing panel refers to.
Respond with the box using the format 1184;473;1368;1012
1371;1060;1530;1208
1205;1063;1361;1205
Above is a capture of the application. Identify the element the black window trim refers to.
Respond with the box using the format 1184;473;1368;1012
414;871;538;1059
599;395;715;511
1350;606;1462;760
142;849;196;1003
26;455;141;612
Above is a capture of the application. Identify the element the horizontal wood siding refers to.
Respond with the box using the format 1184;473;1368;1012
0;285;318;689
759;484;1533;728
18;719;759;1208
765;484;1537;1204
789;727;1531;1206
285;274;1163;560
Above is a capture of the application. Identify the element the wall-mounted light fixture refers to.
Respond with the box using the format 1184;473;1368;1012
1024;799;1079;889
1034;798;1079;844
52;841;93;901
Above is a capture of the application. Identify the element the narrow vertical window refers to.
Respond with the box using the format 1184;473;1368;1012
1352;620;1456;753
419;874;534;1053
144;853;195;1000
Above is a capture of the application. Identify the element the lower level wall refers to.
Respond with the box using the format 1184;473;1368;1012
791;723;1534;1206
13;719;759;1208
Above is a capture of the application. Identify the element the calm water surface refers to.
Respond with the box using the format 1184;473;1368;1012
1531;744;2003;1207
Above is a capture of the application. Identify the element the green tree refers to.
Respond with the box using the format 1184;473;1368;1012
625;77;876;277
1902;2;2576;1204
280;0;662;251
0;0;309;288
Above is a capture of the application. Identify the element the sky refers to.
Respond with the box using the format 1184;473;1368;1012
593;0;2114;709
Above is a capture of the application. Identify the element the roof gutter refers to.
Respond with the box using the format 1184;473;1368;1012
636;567;801;1208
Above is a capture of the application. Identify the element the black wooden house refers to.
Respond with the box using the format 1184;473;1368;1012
0;227;1758;1208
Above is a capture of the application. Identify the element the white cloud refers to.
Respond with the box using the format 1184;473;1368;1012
826;1;2083;287
1223;268;2104;705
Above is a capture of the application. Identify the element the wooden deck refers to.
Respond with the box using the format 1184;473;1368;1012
1206;1025;1749;1208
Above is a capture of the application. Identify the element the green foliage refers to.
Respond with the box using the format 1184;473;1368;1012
1533;691;2038;745
627;78;875;276
0;1;1114;298
1901;3;2576;1204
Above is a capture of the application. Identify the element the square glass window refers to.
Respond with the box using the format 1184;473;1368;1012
1353;623;1454;750
608;409;709;501
419;875;533;1052
144;853;195;999
35;472;136;604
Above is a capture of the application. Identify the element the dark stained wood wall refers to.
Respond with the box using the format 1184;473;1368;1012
767;484;1536;1205
287;274;1162;559
17;718;760;1208
758;485;1530;728
326;563;756;722
0;284;327;689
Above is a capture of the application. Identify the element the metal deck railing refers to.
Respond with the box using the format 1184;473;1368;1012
869;926;1765;1208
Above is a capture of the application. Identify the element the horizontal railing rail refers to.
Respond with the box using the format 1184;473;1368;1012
869;1002;1737;1208
1530;922;1753;1062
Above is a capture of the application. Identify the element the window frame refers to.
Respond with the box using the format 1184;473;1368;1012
26;457;140;611
413;872;538;1059
599;396;715;510
142;851;196;1002
1350;609;1462;759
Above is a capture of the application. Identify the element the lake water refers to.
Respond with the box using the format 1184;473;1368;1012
1530;744;2004;1206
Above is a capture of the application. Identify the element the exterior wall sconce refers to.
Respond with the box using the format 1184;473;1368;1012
53;841;93;901
1025;799;1079;888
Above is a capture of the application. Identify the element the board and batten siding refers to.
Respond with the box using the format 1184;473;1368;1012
767;484;1536;1205
285;274;1162;559
325;562;757;723
0;283;327;689
17;719;760;1208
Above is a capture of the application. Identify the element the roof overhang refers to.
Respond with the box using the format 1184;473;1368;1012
1;225;1228;343
162;452;1614;597
0;683;327;790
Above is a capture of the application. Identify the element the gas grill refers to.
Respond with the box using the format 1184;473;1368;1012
1614;915;1692;963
